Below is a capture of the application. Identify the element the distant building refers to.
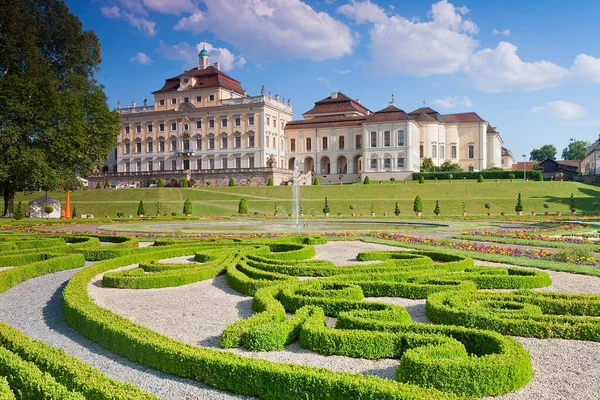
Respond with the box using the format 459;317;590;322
29;195;61;219
512;161;537;171
285;92;507;183
581;135;600;177
537;158;580;178
501;147;515;170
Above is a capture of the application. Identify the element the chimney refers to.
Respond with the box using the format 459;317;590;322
331;92;337;99
355;99;361;103
213;62;220;71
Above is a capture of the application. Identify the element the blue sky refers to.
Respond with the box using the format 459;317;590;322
67;0;600;159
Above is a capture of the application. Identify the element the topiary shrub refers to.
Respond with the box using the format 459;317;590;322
171;212;177;216
157;179;164;187
394;202;400;216
71;207;77;218
44;205;54;215
183;199;193;216
136;201;145;216
477;174;484;183
433;200;440;216
390;177;396;184
229;178;235;187
419;175;425;184
104;179;109;188
515;193;523;213
313;177;320;185
14;202;23;220
181;179;189;188
322;197;330;215
267;177;274;186
170;178;180;188
95;182;102;189
370;202;375;215
413;196;424;213
537;174;544;181
570;193;576;212
363;176;370;184
238;198;248;214
485;202;493;213
508;173;515;179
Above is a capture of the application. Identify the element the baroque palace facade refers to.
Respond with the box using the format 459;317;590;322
91;46;507;187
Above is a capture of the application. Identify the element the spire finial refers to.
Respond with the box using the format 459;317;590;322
202;40;206;50
392;93;395;102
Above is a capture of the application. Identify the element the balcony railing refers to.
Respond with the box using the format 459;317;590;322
176;149;195;156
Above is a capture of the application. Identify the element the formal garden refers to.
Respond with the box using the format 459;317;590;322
0;220;598;399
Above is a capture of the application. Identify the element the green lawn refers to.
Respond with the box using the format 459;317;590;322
13;180;600;218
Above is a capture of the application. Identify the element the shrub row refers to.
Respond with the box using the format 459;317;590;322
412;170;541;180
62;250;462;400
426;290;600;340
0;376;14;400
263;243;317;260
225;261;295;296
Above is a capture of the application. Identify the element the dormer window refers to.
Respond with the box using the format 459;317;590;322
209;94;215;101
171;98;176;105
184;97;189;103
159;99;165;106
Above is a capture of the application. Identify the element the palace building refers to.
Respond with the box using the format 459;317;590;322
285;92;505;183
91;43;508;187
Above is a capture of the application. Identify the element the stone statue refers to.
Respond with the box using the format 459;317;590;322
117;100;121;109
143;98;147;106
268;91;272;99
275;93;280;101
132;100;136;108
287;98;291;106
281;97;285;104
261;85;265;96
243;89;248;97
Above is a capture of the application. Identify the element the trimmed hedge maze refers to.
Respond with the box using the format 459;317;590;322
1;232;599;399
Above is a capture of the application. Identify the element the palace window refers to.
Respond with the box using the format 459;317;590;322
184;123;188;131
196;120;202;129
159;123;164;132
266;116;270;125
171;98;176;105
184;97;188;103
440;145;445;159
420;144;424;158
209;158;215;169
136;125;141;133
171;138;177;151
451;145;457;159
249;156;255;169
124;125;130;134
171;122;176;131
468;145;474;159
370;158;378;169
124;142;130;154
147;140;153;153
147;124;153;133
248;116;255;125
159;99;165;106
221;135;228;149
136;161;142;172
272;137;276;148
339;136;345;150
384;158;391;169
355;135;362;149
397;157;405;168
147;162;153;172
248;134;255;148
222;118;228;128
196;96;201;102
235;117;241;126
397;130;405;146
222;159;228;169
172;159;177;170
290;139;296;152
432;144;437;158
159;160;164;171
183;139;190;150
125;162;130;172
273;118;276;127
183;159;190;170
235;157;241;169
322;137;328;151
197;159;202;170
468;165;474;172
196;136;202;150
235;134;241;148
159;138;165;152
384;131;391;147
370;131;377;148
281;121;285;129
209;94;215;101
306;137;312;151
135;141;141;153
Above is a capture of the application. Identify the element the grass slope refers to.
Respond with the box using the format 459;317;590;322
14;181;600;217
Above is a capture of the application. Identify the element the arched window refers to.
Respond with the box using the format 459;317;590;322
384;157;391;168
370;157;378;169
208;134;215;150
432;144;437;158
397;130;405;146
439;145;445;159
171;137;177;151
468;144;475;159
306;137;312;151
124;141;130;154
147;138;153;153
221;134;228;149
135;139;142;153
196;135;202;150
159;137;165;152
248;131;255;148
384;131;390;147
370;132;377;147
451;145;457;159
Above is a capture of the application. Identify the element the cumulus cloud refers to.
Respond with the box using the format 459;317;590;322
431;96;472;108
100;6;121;18
130;52;152;65
337;0;478;76
335;69;351;75
99;4;156;36
571;54;600;84
464;41;570;92
142;0;197;15
174;0;354;61
531;101;588;120
155;40;245;71
493;28;510;36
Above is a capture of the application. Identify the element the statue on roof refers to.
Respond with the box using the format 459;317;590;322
143;98;147;107
275;93;280;101
268;91;272;99
261;85;265;96
117;100;121;109
132;100;136;108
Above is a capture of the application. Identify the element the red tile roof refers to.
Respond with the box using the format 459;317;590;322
512;162;537;170
366;105;411;122
487;125;499;133
302;92;372;117
442;112;486;123
408;107;445;123
152;66;244;95
285;115;367;130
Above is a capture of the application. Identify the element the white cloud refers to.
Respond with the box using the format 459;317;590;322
100;6;121;18
431;96;472;108
337;0;478;76
464;41;570;92
156;40;245;71
130;52;152;65
531;101;588;120
572;54;600;84
142;0;197;15
493;28;510;36
123;13;156;36
335;69;351;75
174;0;354;61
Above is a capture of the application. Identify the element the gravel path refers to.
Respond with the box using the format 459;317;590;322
0;268;251;400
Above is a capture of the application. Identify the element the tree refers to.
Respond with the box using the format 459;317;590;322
71;207;77;218
413;196;424;213
182;199;193;215
570;193;576;212
136;201;145;216
267;177;274;186
530;145;557;161
439;160;463;172
477;174;484;183
228;178;235;187
157;179;164;187
421;157;434;172
181;179;189;188
394;202;400;216
515;193;523;213
14;201;23;220
95;182;102;189
238;198;248;214
363;176;370;184
537;173;544;181
322;197;330;214
419;175;425;184
562;139;591;160
104;179;110;189
0;0;121;216
313;177;320;185
433;200;440;216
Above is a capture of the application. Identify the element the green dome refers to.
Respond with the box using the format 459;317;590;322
199;49;208;56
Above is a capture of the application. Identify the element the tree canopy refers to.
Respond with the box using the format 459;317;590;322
0;0;120;215
421;157;434;172
562;139;590;161
530;144;557;161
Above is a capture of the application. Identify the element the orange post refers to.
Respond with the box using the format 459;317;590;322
65;190;71;219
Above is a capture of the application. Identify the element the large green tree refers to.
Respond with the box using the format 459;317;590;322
0;0;120;216
562;139;590;161
529;144;557;161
